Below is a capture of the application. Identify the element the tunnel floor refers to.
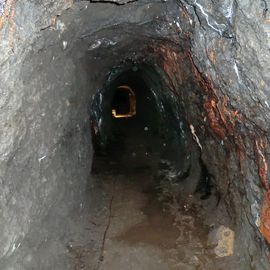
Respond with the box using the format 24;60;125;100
63;120;240;270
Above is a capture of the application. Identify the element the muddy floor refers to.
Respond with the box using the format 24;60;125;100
61;118;249;270
67;166;233;270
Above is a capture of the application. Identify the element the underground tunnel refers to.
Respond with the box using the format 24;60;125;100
1;0;270;269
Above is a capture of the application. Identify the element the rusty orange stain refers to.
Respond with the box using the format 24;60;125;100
152;43;186;91
206;48;216;65
0;0;16;48
152;44;246;172
260;191;270;244
0;0;10;30
256;139;269;191
186;49;249;174
235;134;245;171
8;0;16;47
232;110;239;117
187;51;235;139
255;138;270;244
152;40;270;247
178;4;190;21
203;99;226;139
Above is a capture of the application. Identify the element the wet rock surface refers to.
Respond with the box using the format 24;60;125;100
0;0;270;269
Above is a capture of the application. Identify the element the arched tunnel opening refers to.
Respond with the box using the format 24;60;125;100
90;65;189;175
111;85;136;119
1;0;270;269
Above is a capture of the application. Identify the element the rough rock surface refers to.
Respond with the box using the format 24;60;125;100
90;0;137;4
208;225;235;258
0;0;270;269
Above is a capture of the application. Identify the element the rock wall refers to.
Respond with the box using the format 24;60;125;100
0;0;270;269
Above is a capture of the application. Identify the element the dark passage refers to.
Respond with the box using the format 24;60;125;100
91;66;186;173
86;65;230;270
111;85;136;118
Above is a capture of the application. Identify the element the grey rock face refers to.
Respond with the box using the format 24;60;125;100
0;0;270;269
90;0;137;4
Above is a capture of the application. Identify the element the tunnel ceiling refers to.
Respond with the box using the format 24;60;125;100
1;0;270;269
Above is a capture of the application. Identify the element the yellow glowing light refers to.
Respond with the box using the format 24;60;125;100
112;109;134;118
112;85;136;118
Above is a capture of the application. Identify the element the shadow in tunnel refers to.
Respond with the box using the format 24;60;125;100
86;64;226;270
90;67;164;173
111;85;136;118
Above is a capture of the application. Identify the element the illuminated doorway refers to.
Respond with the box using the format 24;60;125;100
112;85;136;118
